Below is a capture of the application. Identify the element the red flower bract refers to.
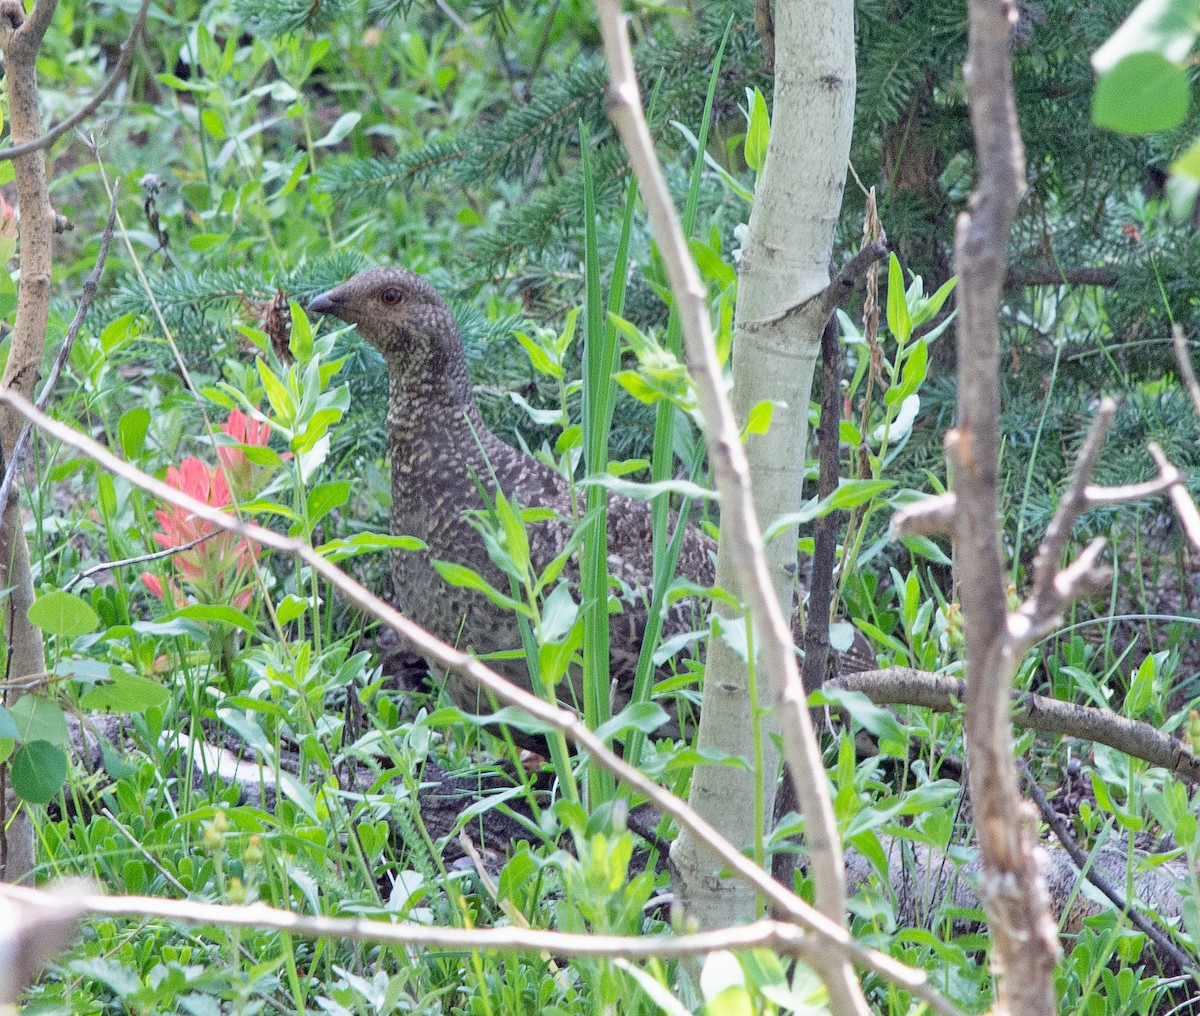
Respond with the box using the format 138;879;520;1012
141;412;269;610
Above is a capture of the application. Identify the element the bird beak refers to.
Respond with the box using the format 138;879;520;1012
307;291;342;318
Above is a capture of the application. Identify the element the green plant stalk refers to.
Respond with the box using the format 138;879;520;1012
629;28;730;771
1011;314;1063;582
836;323;910;607
579;124;616;804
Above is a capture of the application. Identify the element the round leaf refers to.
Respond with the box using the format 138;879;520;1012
27;590;99;638
10;741;67;804
9;695;68;745
1093;52;1190;135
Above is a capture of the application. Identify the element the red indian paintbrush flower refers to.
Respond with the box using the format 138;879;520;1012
141;410;275;610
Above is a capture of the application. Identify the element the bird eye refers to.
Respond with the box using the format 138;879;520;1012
381;287;403;305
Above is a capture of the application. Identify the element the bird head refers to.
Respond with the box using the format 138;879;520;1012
307;267;462;369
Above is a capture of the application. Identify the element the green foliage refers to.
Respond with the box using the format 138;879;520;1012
5;0;1200;1011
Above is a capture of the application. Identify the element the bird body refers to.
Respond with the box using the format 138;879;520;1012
309;268;714;729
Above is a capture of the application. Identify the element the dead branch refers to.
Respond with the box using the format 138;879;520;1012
1018;760;1198;978
0;0;57;883
952;0;1059;1006
829;668;1200;783
594;7;864;1013
0;0;150;163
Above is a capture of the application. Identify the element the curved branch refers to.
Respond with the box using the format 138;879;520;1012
0;0;150;164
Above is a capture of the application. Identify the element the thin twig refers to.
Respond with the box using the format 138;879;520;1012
1017;760;1197;978
801;314;843;694
1028;399;1114;600
1148;442;1200;551
0;0;150;163
0;179;119;513
63;530;215;593
0;387;963;1016
0;881;929;976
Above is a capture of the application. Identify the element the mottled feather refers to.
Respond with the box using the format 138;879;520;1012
309;268;714;733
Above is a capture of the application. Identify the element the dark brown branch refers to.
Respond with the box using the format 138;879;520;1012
0;0;149;163
828;668;1200;783
1018;760;1197;979
801;314;844;694
818;241;889;320
1006;263;1120;289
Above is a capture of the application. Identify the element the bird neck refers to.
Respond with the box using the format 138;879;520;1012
386;355;489;449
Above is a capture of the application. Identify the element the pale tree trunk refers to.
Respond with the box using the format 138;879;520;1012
670;0;855;927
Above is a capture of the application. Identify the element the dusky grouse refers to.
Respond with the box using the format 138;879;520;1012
308;267;716;735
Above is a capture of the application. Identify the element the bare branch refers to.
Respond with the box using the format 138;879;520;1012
0;0;150;163
0;882;960;1012
0;388;964;1016
830;668;1200;783
890;493;957;538
63;531;215;593
1006;263;1119;289
753;0;775;73
1148;442;1200;551
817;241;889;320
1028;399;1114;599
954;0;1059;1002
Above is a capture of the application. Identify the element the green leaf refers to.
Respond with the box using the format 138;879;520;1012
257;358;295;423
741;399;779;438
1171;134;1200;178
99;313;136;353
900;534;953;565
10;741;66;804
744;87;770;172
688;238;736;286
579;474;717;502
515;331;562;379
118;408;151;459
9;695;68;746
828;478;894;511
0;706;18;740
314;111;361;147
316;532;424;562
307;480;350;527
170;604;259;633
431;560;529;615
886;338;928;406
275;595;310;625
80;670;170;713
1093;51;1190;135
594;702;670;741
28;590;99;638
886;253;911;345
288;301;314;363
